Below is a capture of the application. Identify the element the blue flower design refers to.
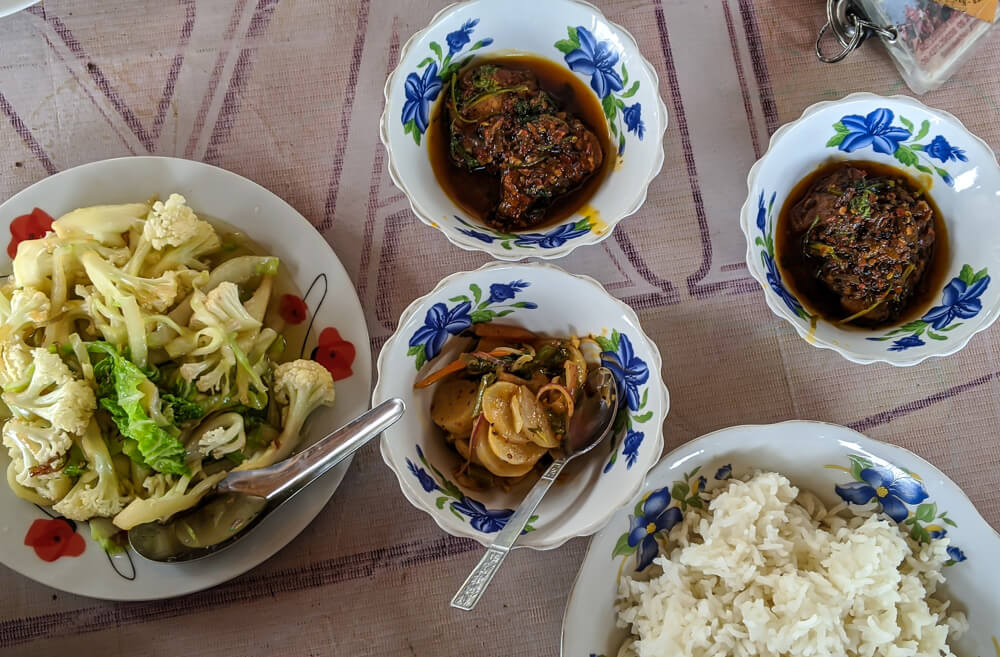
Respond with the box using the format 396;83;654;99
402;62;443;134
622;429;643;469
623;103;644;139
627;488;683;571
763;251;804;316
947;545;967;563
407;459;438;493
487;280;529;304
695;476;707;493
714;464;732;480
838;108;911;155
514;221;590;249
888;334;926;352
564;26;623;99
925;135;967;163
835;466;929;523
451;497;513;533
927;525;947;539
456;225;495;244
755;190;769;231
445;19;492;55
601;333;649;412
922;276;990;330
409;301;472;361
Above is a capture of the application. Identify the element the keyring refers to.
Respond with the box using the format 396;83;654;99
816;0;898;64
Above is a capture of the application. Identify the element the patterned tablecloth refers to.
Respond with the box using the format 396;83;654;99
1;0;999;655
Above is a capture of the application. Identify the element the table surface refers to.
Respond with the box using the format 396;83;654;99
1;1;999;655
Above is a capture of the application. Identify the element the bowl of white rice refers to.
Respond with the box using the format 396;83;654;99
561;420;1000;657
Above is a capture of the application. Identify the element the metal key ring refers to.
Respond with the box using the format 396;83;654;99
816;0;898;64
816;16;864;64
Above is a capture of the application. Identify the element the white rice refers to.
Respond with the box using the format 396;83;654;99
616;472;967;657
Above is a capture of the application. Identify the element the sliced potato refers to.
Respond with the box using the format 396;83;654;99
514;385;559;448
430;379;479;436
481;381;519;438
474;426;540;477
486;423;547;465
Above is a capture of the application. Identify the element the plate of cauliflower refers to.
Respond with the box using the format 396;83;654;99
0;157;371;599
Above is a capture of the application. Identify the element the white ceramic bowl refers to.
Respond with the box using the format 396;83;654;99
562;421;1000;657
373;262;668;549
741;93;1000;366
380;0;667;261
0;157;372;600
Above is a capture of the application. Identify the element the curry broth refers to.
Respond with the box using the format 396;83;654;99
775;160;950;329
427;54;613;228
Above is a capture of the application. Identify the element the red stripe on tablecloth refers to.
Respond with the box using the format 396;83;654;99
0;91;58;175
722;0;762;159
318;0;373;232
152;0;197;142
737;0;778;136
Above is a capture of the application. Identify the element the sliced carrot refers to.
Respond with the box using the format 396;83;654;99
472;323;538;341
413;348;510;389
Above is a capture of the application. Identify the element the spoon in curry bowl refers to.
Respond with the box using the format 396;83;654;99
128;398;405;563
450;366;618;611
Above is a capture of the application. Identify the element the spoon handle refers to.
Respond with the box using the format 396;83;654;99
218;398;405;502
450;457;568;611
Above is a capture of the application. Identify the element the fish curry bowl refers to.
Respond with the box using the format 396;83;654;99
561;421;1000;657
741;93;1000;366
373;262;668;549
380;0;667;261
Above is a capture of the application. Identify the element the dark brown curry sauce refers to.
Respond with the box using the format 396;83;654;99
427;54;613;229
776;160;950;328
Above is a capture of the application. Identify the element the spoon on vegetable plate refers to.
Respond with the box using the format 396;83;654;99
128;398;405;563
450;367;618;611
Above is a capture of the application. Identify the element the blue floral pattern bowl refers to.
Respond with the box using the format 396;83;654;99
373;262;669;550
741;93;1000;366
561;421;1000;657
380;0;667;261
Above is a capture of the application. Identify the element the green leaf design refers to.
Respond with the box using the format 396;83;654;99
755;236;766;248
826;133;847;148
900;116;915;133
511;301;534;308
618;133;625;153
916;502;937;522
449;295;470;303
554;39;578;54
417;57;434;69
832;121;849;135
435;496;448;509
941;323;962;332
429;41;443;62
621;80;640;98
972;267;989;283
687;496;704;509
909;523;931;543
638;388;649;410
959;264;975;285
409;344;427;371
615;97;625;110
469;283;483;304
610;329;622;349
495;310;514;318
403;119;422;146
567;25;579;44
941;516;958;527
633;411;653;423
849;455;874;480
620;62;629;85
574;217;592;231
915;163;933;174
926;330;947;341
894;145;918;167
449;503;464;520
935;167;950;180
900;320;929;332
470;309;496;323
602;94;617;121
671;482;690;501
523;515;539;533
501;240;513;250
914;119;930;142
469;39;489;51
612;532;636;558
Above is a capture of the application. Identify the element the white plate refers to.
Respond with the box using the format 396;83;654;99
373;261;668;550
562;421;1000;657
0;156;372;600
0;0;38;19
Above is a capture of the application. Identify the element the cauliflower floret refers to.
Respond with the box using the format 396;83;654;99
2;348;96;435
52;420;129;521
195;412;246;459
112;462;226;530
192;282;261;334
0;339;32;391
80;250;179;313
0;287;50;342
13;236;130;291
2;418;74;504
144;194;206;249
52;202;150;247
236;359;335;471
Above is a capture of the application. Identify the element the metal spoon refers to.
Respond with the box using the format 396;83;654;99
128;398;405;563
450;367;619;611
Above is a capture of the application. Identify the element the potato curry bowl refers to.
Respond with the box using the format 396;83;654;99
380;0;667;261
741;93;1000;366
372;262;668;549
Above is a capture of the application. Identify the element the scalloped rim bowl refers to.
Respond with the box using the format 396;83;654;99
561;420;1000;657
741;93;1000;366
380;0;667;261
372;261;668;549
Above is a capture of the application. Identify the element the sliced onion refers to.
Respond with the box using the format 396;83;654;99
537;383;575;419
